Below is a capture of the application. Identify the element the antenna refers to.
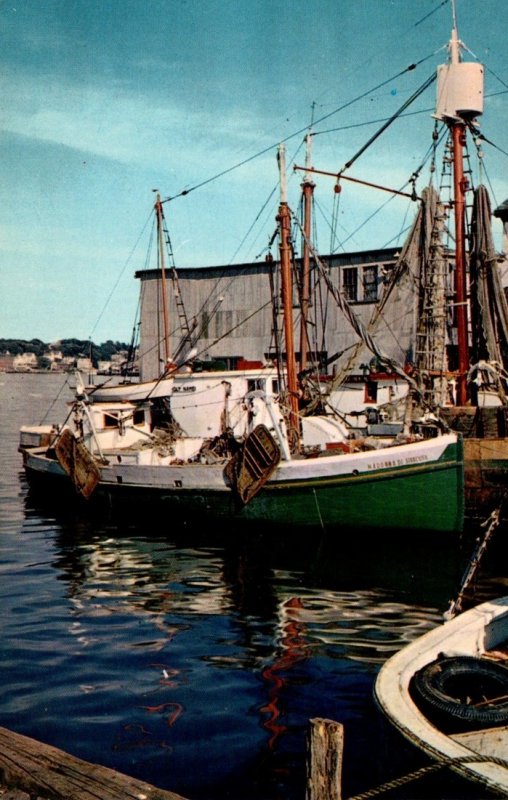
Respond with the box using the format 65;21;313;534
451;0;458;32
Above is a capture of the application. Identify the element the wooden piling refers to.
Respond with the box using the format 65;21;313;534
0;725;188;800
306;717;344;800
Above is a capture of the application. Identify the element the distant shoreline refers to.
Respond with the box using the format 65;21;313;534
1;369;64;375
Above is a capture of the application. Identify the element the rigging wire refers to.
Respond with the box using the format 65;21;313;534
88;207;153;340
414;0;450;28
329;183;341;255
173;137;306;350
322;122;449;254
337;72;437;176
163;57;442;205
468;124;500;210
228;136;307;265
331;183;409;254
288;88;507;139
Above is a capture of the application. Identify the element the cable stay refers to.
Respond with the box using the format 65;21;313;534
161;60;441;205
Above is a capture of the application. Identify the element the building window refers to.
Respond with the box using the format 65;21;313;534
343;268;358;301
201;310;209;339
363;266;378;302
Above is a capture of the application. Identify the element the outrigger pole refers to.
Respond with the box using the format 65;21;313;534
154;191;171;368
299;133;315;375
277;144;300;442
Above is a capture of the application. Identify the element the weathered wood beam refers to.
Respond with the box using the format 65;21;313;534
0;726;188;800
306;717;344;800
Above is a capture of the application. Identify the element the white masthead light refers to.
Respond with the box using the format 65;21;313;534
435;20;484;122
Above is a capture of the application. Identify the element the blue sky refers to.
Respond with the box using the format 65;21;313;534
1;0;507;343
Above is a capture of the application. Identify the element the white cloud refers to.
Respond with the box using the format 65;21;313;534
0;67;275;179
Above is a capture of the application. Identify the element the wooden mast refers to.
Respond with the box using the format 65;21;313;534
299;133;315;374
155;192;171;369
435;5;484;406
451;118;469;405
448;25;469;406
277;144;300;441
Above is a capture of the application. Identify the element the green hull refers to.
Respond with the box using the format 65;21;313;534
95;441;464;533
24;438;464;533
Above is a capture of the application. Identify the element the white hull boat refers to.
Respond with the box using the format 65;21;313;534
375;597;508;796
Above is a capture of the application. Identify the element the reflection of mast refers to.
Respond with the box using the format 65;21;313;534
299;133;315;374
277;145;300;439
260;597;308;749
434;5;484;404
155;192;171;367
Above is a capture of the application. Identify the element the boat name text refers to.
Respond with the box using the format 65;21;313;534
366;453;429;470
172;385;197;393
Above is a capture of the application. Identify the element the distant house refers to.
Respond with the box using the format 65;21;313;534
0;354;14;372
44;349;63;363
13;352;37;371
97;360;113;374
76;357;94;373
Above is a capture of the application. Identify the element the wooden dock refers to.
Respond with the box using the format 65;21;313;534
0;725;188;800
0;719;351;800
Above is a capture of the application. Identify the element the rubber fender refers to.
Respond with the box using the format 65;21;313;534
410;654;508;733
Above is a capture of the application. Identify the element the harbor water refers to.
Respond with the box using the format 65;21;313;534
0;372;505;800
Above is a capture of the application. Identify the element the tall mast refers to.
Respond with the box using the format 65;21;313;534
449;24;468;406
299;132;315;374
434;3;484;405
277;144;300;439
451;121;468;405
155;192;171;368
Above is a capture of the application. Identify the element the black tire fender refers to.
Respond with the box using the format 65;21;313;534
410;655;508;732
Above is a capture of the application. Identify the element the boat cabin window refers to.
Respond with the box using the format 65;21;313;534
247;378;266;393
364;380;378;403
103;412;120;428
102;409;145;428
133;409;145;426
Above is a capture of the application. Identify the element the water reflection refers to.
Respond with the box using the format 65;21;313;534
11;478;506;799
5;374;506;799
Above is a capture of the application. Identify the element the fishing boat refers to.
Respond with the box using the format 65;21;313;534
307;5;508;524
131;0;507;526
20;141;464;532
374;596;508;796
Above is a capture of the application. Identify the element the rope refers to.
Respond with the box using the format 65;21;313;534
346;754;508;800
38;374;72;425
445;490;508;618
290;210;423;400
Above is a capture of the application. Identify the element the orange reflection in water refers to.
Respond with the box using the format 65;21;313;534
260;597;310;749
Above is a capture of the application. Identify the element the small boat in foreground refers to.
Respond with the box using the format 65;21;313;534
374;597;508;796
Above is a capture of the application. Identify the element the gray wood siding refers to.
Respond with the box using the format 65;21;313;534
136;249;398;381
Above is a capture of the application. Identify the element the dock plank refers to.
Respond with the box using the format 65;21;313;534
0;726;188;800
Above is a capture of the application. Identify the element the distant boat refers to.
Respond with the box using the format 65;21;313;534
374;596;508;796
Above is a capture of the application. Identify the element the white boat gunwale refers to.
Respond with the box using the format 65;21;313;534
374;597;508;794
